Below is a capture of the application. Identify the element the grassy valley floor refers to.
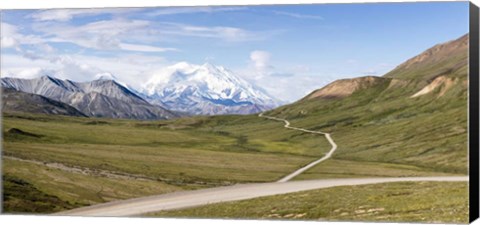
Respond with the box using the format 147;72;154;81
2;111;467;214
1;112;328;213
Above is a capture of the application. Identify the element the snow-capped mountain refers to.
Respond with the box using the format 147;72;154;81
1;62;282;118
95;72;118;81
142;62;281;115
94;72;143;96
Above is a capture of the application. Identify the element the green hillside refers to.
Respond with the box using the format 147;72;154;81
263;34;468;176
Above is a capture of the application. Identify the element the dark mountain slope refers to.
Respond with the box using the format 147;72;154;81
2;88;86;117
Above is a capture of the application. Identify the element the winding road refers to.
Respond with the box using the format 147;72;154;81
258;112;337;182
57;176;468;216
55;113;469;217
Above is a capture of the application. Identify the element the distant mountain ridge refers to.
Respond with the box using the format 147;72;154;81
1;76;176;120
142;62;281;115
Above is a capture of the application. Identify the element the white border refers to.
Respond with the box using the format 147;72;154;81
0;0;478;225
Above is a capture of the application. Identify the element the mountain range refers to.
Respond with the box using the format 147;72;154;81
1;63;281;119
1;76;176;120
1;34;469;124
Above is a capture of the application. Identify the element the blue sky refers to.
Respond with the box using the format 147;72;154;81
0;2;469;102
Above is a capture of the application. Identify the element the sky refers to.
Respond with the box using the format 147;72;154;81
0;2;469;102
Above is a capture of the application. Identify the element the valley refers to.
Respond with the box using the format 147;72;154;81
1;34;470;223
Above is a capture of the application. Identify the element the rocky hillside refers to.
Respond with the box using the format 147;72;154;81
1;76;177;120
2;88;86;117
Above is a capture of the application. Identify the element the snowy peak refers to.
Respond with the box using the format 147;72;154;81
94;72;118;81
142;62;280;115
93;72;134;92
144;62;275;101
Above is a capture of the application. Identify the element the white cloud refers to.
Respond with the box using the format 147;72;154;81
38;19;147;50
29;8;141;22
273;11;323;20
239;71;331;103
159;22;268;42
1;53;103;81
250;50;271;72
1;36;16;48
238;50;273;81
1;22;18;37
1;22;20;48
118;43;178;52
1;52;168;90
147;6;245;17
24;6;245;22
31;9;96;22
70;54;168;88
1;54;60;78
3;67;53;79
31;19;177;52
6;16;275;55
0;22;45;48
236;52;331;102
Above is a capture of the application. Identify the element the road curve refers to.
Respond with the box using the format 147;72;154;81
258;112;337;182
56;176;468;217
